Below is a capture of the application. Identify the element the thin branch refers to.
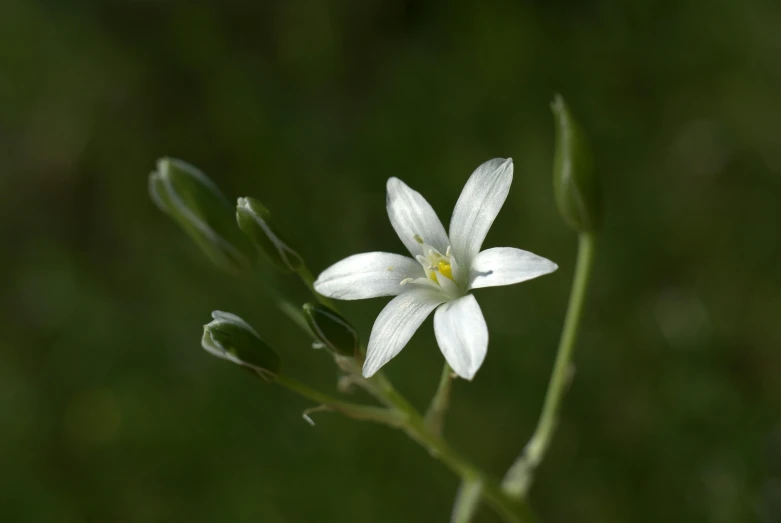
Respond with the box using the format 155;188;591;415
275;373;406;427
502;232;596;498
425;362;456;435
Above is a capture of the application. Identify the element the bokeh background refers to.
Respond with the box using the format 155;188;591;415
3;1;781;522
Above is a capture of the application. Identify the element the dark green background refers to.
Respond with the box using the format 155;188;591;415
2;1;780;522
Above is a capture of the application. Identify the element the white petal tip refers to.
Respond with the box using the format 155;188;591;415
493;157;513;172
312;280;334;299
453;359;484;381
456;369;477;381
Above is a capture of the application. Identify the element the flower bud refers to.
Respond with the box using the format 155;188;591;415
236;197;303;272
302;303;358;357
149;158;256;274
201;311;281;381
551;95;601;232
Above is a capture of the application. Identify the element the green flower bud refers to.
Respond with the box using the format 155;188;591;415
149;158;256;274
236;197;303;272
551;95;601;232
201;311;280;381
302;303;358;357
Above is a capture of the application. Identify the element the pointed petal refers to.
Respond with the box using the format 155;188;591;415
387;177;450;257
434;294;488;380
363;288;446;377
449;250;465;286
449;158;513;267
404;277;440;290
468;247;558;290
436;273;461;298
314;252;424;300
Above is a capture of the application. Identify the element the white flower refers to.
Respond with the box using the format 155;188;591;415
314;158;558;380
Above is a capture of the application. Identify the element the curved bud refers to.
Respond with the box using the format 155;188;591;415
302;303;358;357
551;95;601;232
149;158;256;274
202;311;280;381
236;197;303;272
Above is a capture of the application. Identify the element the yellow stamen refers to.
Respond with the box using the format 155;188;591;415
429;272;439;283
437;260;453;280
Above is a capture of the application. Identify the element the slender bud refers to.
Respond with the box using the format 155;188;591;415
202;311;281;381
302;303;358;357
236;197;303;272
149;158;256;274
551;95;601;232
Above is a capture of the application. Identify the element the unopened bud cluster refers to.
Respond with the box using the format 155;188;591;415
150;157;363;378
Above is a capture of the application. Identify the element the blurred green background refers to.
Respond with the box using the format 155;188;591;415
2;0;781;522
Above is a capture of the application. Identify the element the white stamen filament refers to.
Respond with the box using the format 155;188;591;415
403;236;462;297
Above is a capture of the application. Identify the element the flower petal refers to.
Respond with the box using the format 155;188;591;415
315;252;424;300
363;288;446;377
434;294;488;380
449;158;514;268
468;247;558;290
436;272;461;298
387;177;450;257
449;249;465;286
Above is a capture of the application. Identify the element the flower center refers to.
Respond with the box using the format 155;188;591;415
400;235;462;297
434;260;453;281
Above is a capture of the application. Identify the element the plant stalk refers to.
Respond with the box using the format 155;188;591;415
424;362;455;435
502;232;596;497
276;370;538;522
275;373;406;427
296;264;336;308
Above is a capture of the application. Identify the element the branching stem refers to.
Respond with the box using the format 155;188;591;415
274;369;538;523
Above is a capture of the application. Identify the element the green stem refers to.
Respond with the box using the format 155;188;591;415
424;362;455;435
247;271;314;337
400;409;539;523
502;232;596;498
258;271;538;521
276;299;314;336
278;370;538;522
369;369;421;412
451;475;483;523
361;372;538;523
296;264;337;308
275;373;406;427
